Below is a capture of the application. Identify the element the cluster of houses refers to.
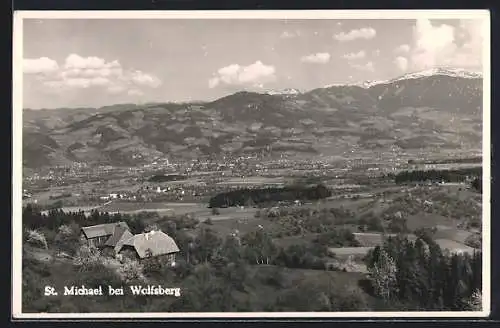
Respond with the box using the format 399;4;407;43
80;222;180;265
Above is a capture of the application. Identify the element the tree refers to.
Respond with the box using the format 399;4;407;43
368;249;398;301
467;289;482;311
471;177;482;193
143;224;160;233
241;230;278;265
54;223;81;255
25;229;48;249
74;244;102;272
219;235;242;263
117;258;146;283
191;228;222;264
169;264;236;312
367;216;384;232
366;234;482;310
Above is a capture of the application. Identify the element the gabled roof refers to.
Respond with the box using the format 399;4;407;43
104;225;134;252
118;230;180;258
81;222;130;239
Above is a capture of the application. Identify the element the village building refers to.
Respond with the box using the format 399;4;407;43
102;225;134;256
80;222;131;248
117;230;180;264
81;222;180;264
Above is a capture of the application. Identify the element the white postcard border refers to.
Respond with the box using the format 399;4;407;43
12;9;491;319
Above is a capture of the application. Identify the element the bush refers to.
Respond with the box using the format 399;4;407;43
143;224;160;233
314;229;360;247
264;266;284;288
367;216;384;232
142;256;162;276
54;223;81;255
25;229;48;249
331;285;370;311
116;258;146;283
74;245;102;271
464;233;482;249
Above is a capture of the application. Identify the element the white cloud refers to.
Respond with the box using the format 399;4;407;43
208;61;276;89
394;56;409;71
409;18;485;71
395;44;410;54
342;50;366;60
333;27;376;41
23;57;59;74
373;49;381;56
350;61;375;72
300;52;331;64
24;54;161;95
128;70;162;88
410;19;455;70
64;54;120;70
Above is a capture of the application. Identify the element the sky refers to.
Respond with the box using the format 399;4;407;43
21;16;487;109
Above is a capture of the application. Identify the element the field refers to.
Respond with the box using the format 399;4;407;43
216;177;285;185
434;239;476;254
198;217;281;236
434;226;474;244
38;179;481;259
272;233;321;248
405;212;455;231
352;232;418;247
328;247;374;257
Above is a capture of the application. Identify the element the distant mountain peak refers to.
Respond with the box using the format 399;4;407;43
390;68;483;82
323;80;387;89
323;67;482;90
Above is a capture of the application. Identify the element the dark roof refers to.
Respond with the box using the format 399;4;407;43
81;222;130;239
104;225;130;246
118;230;180;258
104;226;134;252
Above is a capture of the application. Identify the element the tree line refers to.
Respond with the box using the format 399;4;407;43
147;174;187;183
208;184;331;208
394;167;482;184
408;157;482;165
23;205;147;235
365;234;482;310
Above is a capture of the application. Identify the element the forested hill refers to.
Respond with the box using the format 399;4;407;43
24;68;482;168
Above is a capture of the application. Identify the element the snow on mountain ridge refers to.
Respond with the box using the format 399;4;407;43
266;88;301;95
323;68;482;89
390;68;483;82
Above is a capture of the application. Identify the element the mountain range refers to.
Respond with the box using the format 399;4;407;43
22;68;483;168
